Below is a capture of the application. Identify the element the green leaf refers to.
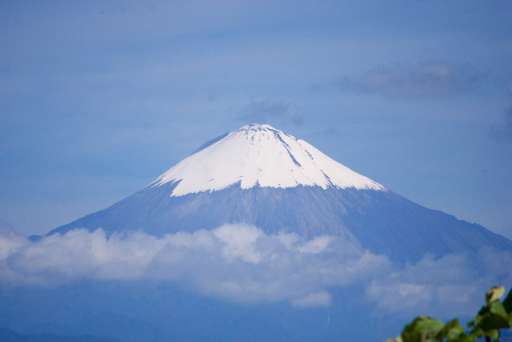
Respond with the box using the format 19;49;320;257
396;287;511;342
486;286;505;304
450;335;475;342
478;302;510;331
468;327;483;339
490;301;509;319
503;288;512;314
436;319;465;341
385;337;403;342
485;329;499;339
401;316;445;342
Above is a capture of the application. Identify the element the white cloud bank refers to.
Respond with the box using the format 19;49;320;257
0;225;510;313
366;248;512;316
0;225;387;307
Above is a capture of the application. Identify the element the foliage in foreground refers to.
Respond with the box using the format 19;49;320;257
387;286;512;342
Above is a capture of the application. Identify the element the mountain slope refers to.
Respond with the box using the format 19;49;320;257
50;124;512;262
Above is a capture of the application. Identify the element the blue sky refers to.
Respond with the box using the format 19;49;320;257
1;0;512;238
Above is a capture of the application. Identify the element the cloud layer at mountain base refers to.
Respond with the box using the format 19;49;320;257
0;225;509;314
366;248;512;315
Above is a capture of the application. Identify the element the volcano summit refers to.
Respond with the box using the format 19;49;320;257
51;124;512;261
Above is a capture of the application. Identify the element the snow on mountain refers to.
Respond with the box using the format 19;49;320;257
151;124;384;196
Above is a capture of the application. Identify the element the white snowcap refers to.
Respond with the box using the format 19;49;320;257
152;123;385;196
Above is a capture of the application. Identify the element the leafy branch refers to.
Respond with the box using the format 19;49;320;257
387;286;512;342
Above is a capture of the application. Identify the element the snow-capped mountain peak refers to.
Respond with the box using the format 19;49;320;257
52;123;512;263
151;123;385;196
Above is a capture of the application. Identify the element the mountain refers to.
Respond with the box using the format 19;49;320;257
50;123;512;261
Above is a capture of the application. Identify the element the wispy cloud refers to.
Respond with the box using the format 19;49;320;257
291;291;331;308
237;100;304;126
333;62;485;98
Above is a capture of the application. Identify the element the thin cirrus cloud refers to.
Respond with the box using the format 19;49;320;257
334;62;486;98
237;100;304;126
0;225;510;314
291;291;332;308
